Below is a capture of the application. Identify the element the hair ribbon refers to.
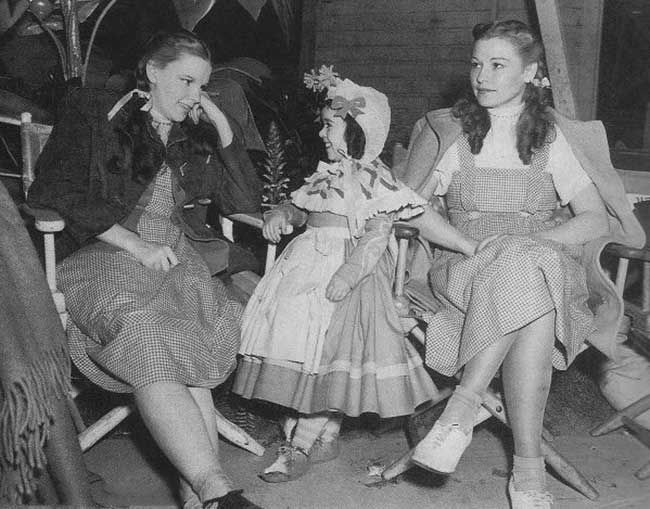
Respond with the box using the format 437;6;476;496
107;89;152;121
331;96;366;119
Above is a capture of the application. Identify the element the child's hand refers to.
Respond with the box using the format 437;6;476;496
326;274;351;302
262;210;293;243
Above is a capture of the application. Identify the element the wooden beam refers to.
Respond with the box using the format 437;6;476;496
298;0;318;76
535;0;577;118
578;0;605;120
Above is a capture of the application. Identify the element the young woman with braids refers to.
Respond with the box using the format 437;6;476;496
27;30;262;508
396;20;645;508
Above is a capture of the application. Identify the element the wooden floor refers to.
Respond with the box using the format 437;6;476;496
83;419;650;508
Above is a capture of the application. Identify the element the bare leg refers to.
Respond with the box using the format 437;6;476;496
413;311;556;476
178;387;228;508
134;382;233;502
502;310;555;458
439;333;516;428
460;334;515;395
188;387;221;457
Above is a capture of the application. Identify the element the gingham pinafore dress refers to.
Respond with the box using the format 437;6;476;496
61;164;242;392
423;137;594;377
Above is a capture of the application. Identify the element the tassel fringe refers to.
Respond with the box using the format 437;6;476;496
0;346;71;503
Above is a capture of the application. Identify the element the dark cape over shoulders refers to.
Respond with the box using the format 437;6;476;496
27;87;262;259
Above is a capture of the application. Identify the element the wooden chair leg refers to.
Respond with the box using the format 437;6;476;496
482;388;599;500
78;405;134;452
618;416;650;480
65;395;87;434
591;394;650;436
382;384;599;499
541;438;599;500
214;408;265;456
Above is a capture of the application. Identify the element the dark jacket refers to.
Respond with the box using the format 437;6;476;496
27;87;262;260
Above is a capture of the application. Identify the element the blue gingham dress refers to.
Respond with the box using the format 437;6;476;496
423;137;593;376
62;164;242;392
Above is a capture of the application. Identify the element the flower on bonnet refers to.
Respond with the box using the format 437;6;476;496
531;76;551;89
304;65;340;92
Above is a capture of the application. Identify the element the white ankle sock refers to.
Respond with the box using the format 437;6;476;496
292;413;329;451
512;455;546;492
438;385;483;433
319;415;342;442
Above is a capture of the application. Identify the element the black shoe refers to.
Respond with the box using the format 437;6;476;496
203;489;262;509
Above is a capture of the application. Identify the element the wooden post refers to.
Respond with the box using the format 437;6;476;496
298;0;317;76
577;0;605;120
644;102;650;150
535;0;577;119
491;0;499;21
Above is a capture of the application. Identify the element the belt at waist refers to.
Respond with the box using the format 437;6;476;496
306;211;348;228
448;210;554;220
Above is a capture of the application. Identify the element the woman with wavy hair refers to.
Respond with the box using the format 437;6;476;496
28;30;261;509
397;20;645;508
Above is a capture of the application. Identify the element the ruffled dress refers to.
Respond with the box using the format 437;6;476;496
234;158;439;418
422;108;595;376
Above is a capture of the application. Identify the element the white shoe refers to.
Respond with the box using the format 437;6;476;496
259;444;310;483
410;421;472;474
508;476;553;508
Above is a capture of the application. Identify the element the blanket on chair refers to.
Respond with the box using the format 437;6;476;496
0;182;70;503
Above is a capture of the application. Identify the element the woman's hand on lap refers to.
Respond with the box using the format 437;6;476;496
131;240;179;272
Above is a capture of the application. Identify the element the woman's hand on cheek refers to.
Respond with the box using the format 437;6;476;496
131;239;179;272
326;274;351;302
194;92;223;124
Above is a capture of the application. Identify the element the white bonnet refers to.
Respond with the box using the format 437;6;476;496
304;67;390;163
325;78;390;163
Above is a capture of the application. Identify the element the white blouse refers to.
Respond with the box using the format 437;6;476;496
433;104;592;205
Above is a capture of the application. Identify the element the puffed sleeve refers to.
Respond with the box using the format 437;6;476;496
431;144;459;197
547;128;593;205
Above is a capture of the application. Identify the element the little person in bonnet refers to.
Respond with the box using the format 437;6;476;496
233;67;438;481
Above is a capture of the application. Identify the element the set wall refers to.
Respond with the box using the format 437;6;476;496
306;0;594;154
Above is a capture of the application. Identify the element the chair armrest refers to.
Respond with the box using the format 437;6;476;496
583;236;631;359
221;212;275;274
226;212;263;230
21;204;65;232
605;243;650;263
